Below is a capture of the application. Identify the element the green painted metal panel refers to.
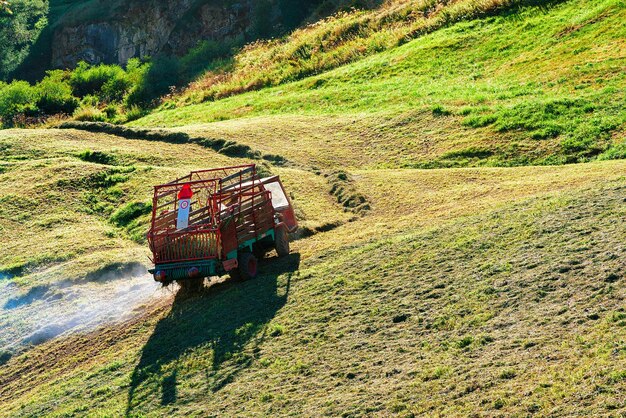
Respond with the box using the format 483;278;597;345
151;259;217;281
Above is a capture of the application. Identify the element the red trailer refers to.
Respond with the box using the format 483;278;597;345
147;164;297;290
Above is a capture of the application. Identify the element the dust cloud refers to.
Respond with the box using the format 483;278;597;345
0;264;165;359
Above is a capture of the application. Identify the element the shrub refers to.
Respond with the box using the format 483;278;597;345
81;94;100;107
125;58;149;85
101;76;132;102
0;80;37;126
179;40;233;80
35;71;79;115
126;56;181;107
103;103;118;119
123;105;146;122
0;0;47;80
69;62;129;99
1;60;150;126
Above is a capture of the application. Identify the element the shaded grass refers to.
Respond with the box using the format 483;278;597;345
126;254;299;414
60;121;286;162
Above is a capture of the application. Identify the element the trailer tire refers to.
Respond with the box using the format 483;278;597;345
236;252;258;281
275;226;290;257
253;243;268;260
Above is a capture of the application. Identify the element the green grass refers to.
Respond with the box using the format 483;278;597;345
1;163;624;416
0;128;347;279
176;0;541;104
1;0;626;416
1;124;625;416
133;0;626;167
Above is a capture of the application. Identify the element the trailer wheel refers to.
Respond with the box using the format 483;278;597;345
275;226;290;257
253;243;268;260
236;252;258;281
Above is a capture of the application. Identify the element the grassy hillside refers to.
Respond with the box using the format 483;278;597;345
175;0;544;104
0;129;624;414
0;128;346;277
1;0;626;416
135;0;626;167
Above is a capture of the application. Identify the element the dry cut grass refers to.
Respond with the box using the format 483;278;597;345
1;157;624;416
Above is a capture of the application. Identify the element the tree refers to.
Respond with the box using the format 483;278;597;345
0;0;48;81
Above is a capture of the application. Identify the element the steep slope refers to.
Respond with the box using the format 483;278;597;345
1;145;624;415
1;0;626;416
12;0;368;81
133;0;626;167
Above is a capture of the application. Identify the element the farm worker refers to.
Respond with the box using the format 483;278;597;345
176;184;193;229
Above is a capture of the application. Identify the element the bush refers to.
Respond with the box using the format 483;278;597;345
0;59;154;127
180;40;232;80
35;71;79;115
0;80;37;126
80;94;100;107
124;58;149;85
126;56;181;107
69;62;129;99
104;103;118;119
101;76;132;102
123;105;146;122
0;0;47;81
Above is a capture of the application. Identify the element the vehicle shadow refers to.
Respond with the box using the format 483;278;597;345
125;253;300;415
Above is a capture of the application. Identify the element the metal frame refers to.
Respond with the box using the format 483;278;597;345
147;164;276;270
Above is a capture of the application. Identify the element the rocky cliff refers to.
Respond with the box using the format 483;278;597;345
16;0;364;80
50;0;260;69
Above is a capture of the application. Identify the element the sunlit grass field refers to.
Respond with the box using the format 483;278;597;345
1;126;624;416
1;0;625;416
135;0;626;167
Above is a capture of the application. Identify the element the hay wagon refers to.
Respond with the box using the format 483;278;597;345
147;164;297;290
